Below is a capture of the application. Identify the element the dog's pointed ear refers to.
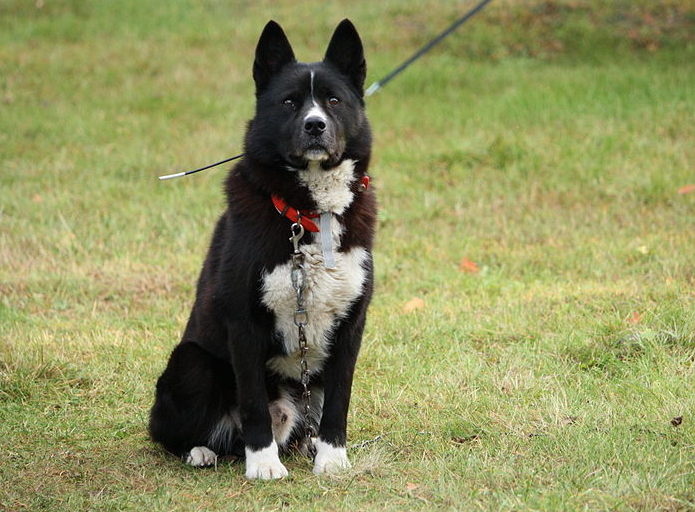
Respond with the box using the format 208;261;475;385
324;19;366;96
253;21;296;94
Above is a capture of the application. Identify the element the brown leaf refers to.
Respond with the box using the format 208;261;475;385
561;416;578;426
628;311;642;325
459;257;480;273
403;297;424;313
677;184;695;195
452;434;479;444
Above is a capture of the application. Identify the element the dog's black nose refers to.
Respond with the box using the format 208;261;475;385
304;117;327;136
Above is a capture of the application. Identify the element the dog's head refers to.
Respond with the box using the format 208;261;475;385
245;19;370;170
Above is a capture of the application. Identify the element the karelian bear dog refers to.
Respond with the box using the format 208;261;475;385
149;19;376;480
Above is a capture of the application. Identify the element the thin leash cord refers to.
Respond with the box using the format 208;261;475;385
365;0;495;97
158;153;244;180
158;0;494;181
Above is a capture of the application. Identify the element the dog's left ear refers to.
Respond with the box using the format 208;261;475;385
324;19;366;96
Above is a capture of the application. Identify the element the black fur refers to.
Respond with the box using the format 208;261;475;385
149;20;376;466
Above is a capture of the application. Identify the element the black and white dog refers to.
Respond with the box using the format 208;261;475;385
149;20;376;480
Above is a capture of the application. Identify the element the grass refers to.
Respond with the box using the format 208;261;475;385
2;0;695;510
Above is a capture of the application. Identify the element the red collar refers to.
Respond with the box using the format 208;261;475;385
358;175;370;192
271;175;370;233
271;195;320;232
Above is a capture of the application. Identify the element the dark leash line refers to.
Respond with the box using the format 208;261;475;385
364;0;495;97
158;0;495;181
158;153;244;180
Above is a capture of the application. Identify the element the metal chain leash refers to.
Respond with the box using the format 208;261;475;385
289;214;317;460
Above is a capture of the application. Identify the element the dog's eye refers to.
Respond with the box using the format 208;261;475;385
283;99;296;108
328;97;340;106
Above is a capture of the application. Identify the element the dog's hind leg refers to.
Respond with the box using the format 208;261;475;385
269;388;301;448
149;342;241;464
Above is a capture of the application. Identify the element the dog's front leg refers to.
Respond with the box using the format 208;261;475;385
229;327;288;480
313;309;367;475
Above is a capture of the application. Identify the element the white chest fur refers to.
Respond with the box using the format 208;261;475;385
262;243;367;378
297;159;356;215
261;159;367;379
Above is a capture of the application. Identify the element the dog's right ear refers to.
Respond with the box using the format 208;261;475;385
253;21;296;94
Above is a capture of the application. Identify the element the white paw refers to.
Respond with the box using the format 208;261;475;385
184;446;217;467
245;441;288;480
312;438;351;475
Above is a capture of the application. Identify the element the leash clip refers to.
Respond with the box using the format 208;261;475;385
290;215;305;253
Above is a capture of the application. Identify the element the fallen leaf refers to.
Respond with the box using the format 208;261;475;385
451;435;480;444
677;184;695;195
403;297;424;313
671;416;683;427
459;257;480;273
561;415;578;426
628;312;642;325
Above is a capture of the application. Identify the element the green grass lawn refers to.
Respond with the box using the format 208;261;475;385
2;0;695;510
